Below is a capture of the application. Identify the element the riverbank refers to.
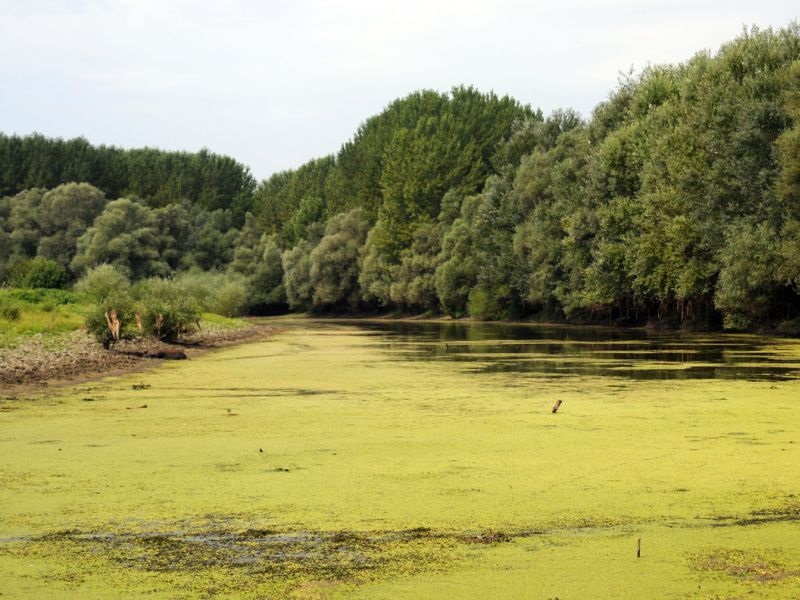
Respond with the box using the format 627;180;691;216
0;318;276;395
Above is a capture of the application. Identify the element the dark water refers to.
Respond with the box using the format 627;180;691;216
324;320;800;381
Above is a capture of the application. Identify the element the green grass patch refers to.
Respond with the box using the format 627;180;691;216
0;289;86;347
3;288;80;307
199;312;249;330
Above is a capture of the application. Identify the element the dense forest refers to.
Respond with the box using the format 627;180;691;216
2;25;800;330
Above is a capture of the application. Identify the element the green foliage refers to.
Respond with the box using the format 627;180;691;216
309;209;370;310
777;219;800;289
715;221;783;329
389;222;442;311
131;278;201;341
467;287;504;321
74;264;130;303
8;257;69;289
71;198;170;280
776;121;800;208
280;195;327;247
437;177;526;319
7;288;79;306
36;183;108;268
246;237;287;311
83;295;137;348
358;224;397;306
0;298;21;321
229;226;287;312
0;184;239;287
435;219;477;316
282;241;315;311
174;270;249;317
0;135;255;223
254;87;531;251
212;280;250;318
0;288;85;347
186;209;239;271
75;264;136;347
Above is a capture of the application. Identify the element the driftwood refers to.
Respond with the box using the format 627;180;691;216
551;400;562;413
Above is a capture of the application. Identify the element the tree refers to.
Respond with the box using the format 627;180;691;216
715;221;782;329
36;182;108;269
71;198;170;280
9;257;69;289
282;240;315;311
389;222;443;311
309;209;370;309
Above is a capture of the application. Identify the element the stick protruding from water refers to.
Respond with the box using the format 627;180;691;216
551;400;562;413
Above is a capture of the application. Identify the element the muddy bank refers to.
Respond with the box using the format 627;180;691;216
0;321;275;394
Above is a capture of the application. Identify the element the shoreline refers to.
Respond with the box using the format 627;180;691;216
0;320;277;397
3;312;794;398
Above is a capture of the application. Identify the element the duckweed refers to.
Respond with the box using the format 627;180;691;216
1;318;799;597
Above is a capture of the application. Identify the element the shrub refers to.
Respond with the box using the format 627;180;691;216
75;265;136;348
74;264;131;303
9;257;69;289
83;292;137;348
132;278;201;341
0;298;21;321
174;270;249;317
210;280;248;317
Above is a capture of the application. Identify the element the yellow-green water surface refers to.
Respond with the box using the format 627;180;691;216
1;319;800;598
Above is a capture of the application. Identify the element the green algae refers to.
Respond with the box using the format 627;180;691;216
1;318;799;598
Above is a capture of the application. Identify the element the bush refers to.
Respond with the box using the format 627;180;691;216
75;265;136;348
9;257;69;289
174;270;248;317
83;292;137;348
0;298;21;321
74;264;131;303
210;280;248;317
132;278;201;341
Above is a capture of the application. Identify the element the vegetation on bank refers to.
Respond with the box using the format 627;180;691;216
0;272;249;349
2;25;800;331
0;288;84;346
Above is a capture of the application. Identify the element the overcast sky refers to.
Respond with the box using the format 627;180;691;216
0;1;796;180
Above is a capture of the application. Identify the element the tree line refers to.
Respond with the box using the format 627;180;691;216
0;134;256;221
2;25;800;331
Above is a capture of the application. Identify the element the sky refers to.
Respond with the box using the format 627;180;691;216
0;1;797;180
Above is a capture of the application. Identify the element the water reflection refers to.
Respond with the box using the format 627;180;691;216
329;320;800;381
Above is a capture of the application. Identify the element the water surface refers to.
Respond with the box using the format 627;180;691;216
323;319;800;381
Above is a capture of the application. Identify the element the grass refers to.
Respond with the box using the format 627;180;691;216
1;319;799;597
198;311;250;330
0;288;85;347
